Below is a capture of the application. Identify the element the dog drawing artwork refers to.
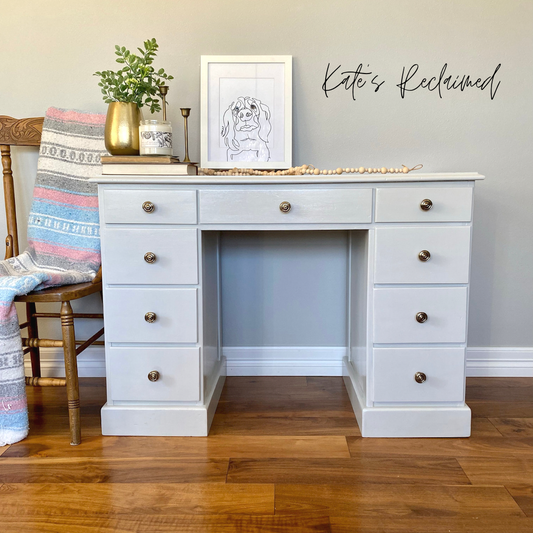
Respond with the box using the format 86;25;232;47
221;96;272;162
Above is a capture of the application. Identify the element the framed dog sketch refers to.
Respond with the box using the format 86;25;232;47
201;55;292;169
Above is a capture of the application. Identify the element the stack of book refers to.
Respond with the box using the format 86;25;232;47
101;155;198;175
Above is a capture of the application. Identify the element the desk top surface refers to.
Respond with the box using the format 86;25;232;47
92;172;484;185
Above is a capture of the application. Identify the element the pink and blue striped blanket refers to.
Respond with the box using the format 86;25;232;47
0;107;106;445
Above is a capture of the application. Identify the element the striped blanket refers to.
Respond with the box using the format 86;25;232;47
0;107;106;445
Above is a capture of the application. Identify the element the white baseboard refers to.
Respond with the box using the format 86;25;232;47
223;346;348;376
466;348;533;377
24;346;106;378
25;346;533;378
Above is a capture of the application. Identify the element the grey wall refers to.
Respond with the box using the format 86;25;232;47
1;0;532;347
220;231;349;347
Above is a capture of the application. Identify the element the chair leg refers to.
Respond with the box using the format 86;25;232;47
26;302;41;377
60;301;81;445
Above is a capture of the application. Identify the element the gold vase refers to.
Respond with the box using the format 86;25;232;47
105;102;141;155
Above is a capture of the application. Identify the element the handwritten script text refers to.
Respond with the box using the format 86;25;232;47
322;63;502;101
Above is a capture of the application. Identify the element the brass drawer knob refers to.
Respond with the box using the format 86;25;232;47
142;201;155;213
418;250;431;262
414;372;427;384
144;252;157;263
148;370;160;382
420;199;433;211
415;312;428;323
144;312;157;323
279;201;291;213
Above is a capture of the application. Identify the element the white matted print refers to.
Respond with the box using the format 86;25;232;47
201;56;292;169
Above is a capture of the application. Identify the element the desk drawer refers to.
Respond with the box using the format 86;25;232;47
199;189;372;224
103;189;197;224
373;287;467;343
373;348;465;403
107;347;200;402
103;228;198;285
374;227;471;284
105;288;197;343
375;187;472;222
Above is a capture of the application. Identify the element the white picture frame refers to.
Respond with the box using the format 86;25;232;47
201;55;292;170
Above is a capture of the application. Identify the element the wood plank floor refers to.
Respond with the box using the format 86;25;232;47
1;376;532;532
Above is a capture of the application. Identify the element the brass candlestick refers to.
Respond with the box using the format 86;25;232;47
180;108;191;163
159;86;169;121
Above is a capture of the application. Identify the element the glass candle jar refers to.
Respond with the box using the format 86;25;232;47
139;119;173;155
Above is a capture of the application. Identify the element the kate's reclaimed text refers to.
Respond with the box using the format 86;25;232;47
322;62;502;101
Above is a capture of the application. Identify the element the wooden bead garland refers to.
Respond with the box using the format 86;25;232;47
199;164;423;176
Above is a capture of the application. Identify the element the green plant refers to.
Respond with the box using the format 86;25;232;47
94;38;174;113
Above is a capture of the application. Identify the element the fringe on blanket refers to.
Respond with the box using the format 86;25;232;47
0;107;106;446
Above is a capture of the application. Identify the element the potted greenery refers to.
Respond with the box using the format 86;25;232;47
94;38;174;155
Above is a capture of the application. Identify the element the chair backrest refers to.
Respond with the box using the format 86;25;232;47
0;116;44;258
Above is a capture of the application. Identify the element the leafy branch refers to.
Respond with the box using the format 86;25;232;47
94;38;174;114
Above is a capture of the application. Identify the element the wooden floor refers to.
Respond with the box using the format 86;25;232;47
1;377;533;532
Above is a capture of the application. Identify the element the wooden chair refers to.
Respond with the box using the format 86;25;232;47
0;115;104;445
